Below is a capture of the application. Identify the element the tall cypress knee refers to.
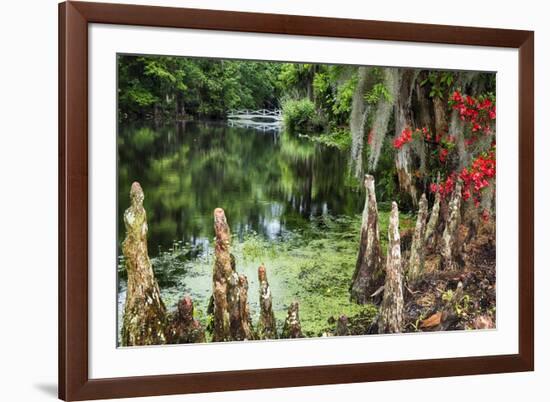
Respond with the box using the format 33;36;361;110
212;208;254;341
378;202;404;334
121;182;167;346
408;193;429;283
350;174;383;304
212;208;233;341
440;181;462;270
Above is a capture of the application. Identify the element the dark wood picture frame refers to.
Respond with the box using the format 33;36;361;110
59;1;534;400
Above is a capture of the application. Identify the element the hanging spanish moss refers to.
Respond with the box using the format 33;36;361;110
394;69;419;202
368;68;400;171
350;67;370;179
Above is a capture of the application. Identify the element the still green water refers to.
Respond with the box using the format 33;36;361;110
116;121;388;340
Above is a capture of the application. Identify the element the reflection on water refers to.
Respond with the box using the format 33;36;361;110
117;120;362;256
117;120;367;340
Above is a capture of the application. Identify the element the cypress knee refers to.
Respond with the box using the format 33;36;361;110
212;208;233;341
234;274;254;340
336;315;351;336
350;174;383;304
408;193;429;283
378;202;404;334
121;182;167;346
282;301;303;338
425;190;441;249
440;181;462;270
166;296;206;344
212;208;254;341
257;264;277;339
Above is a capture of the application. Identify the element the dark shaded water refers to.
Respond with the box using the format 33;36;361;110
117;121;363;257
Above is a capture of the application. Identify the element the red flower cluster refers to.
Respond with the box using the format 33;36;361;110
450;91;496;135
429;173;457;197
393;127;413;149
459;152;496;205
393;126;433;149
431;151;496;207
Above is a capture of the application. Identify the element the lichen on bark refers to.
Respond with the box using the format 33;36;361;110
378;202;404;334
257;264;277;340
350;174;383;304
120;182;167;346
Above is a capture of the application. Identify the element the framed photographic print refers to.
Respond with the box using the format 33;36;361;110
59;1;534;400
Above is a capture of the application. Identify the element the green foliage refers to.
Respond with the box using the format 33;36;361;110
282;98;325;133
420;71;455;98
331;75;357;118
278;63;316;99
118;55;283;120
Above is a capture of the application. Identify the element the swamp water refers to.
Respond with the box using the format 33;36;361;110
117;121;410;340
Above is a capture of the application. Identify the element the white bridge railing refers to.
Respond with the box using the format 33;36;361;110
227;109;283;122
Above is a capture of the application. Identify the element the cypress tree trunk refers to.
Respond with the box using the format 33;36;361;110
440;182;463;270
257;264;277;340
166;296;206;344
121;182;167;346
433;96;448;137
408;193;429;283
394;69;418;203
350;175;383;304
282;301;303;338
378;202;404;334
